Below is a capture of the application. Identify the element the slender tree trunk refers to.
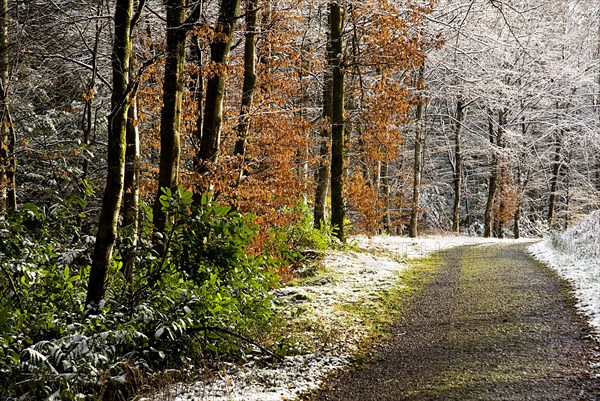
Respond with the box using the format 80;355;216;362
497;202;505;238
496;110;506;238
483;115;497;238
5;104;14;209
314;32;333;230
381;160;391;232
233;0;258;162
564;150;571;229
152;0;187;236
408;109;423;238
196;0;241;190
547;132;562;224
122;98;140;284
0;0;15;211
86;0;133;306
192;36;204;144
409;66;425;238
329;1;345;242
452;99;464;234
513;202;521;239
81;2;103;183
596;20;600;192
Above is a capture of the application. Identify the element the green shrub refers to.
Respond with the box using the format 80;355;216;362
264;201;337;269
0;188;279;400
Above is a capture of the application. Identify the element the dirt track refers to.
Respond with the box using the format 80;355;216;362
306;244;600;400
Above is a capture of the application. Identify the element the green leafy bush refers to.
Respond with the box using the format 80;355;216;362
0;188;279;400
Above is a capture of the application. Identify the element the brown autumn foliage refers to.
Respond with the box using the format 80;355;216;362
133;0;436;246
493;169;520;227
345;0;439;235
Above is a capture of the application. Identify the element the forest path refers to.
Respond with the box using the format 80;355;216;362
306;243;600;400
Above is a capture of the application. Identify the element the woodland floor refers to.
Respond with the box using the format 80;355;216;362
305;243;600;400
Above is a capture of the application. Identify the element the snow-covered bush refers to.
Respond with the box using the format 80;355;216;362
550;211;600;259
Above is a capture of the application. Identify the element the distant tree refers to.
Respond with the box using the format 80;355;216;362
483;111;502;238
409;66;426;238
451;99;465;234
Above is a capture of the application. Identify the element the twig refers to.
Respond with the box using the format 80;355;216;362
0;262;23;310
190;326;282;361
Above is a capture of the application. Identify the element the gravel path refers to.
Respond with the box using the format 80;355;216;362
306;244;600;400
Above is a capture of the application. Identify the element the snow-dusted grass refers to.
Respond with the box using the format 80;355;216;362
529;212;600;337
150;235;526;401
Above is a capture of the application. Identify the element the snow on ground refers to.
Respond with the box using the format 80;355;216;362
151;235;526;401
529;212;600;337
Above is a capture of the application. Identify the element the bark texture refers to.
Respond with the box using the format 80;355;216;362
234;0;258;159
122;98;140;284
153;0;187;235
86;0;133;306
314;32;333;230
409;66;426;238
196;0;241;187
329;1;345;242
452;100;464;234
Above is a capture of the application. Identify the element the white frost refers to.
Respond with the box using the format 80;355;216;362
154;235;527;401
529;212;600;337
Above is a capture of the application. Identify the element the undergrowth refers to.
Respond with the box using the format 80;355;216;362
0;187;332;400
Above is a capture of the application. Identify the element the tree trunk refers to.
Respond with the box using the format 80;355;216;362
329;1;345;242
409;66;425;238
547;132;562;224
196;0;241;189
497;206;505;238
513;202;521;239
483;115;497;238
0;0;15;211
496;107;506;240
5;103;14;209
233;0;258;160
381;160;391;232
233;0;258;189
81;2;103;183
314;30;333;230
451;99;464;234
86;0;133;306
122;98;140;284
596;19;600;193
152;0;187;236
192;35;204;145
563;150;571;229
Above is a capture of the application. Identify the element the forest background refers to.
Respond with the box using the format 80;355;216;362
0;0;599;399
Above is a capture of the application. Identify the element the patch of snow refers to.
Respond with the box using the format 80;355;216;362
155;235;528;401
529;214;600;337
